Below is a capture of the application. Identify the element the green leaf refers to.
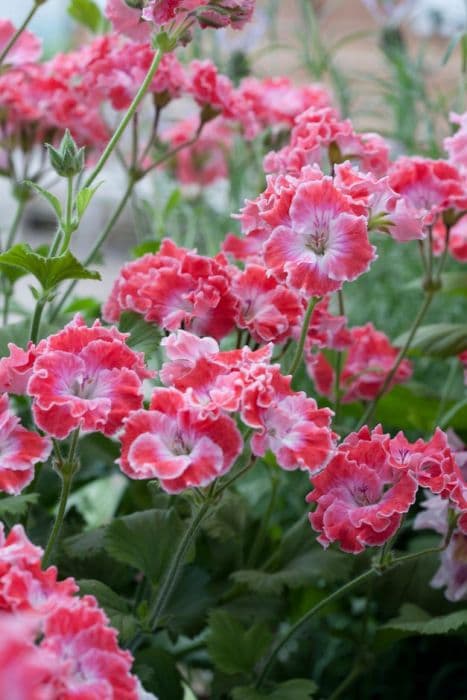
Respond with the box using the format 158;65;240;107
394;323;467;357
118;311;162;357
384;606;467;636
232;679;317;700
207;609;272;676
0;493;38;519
63;527;107;560
0;244;100;291
76;185;100;220
131;240;160;258
104;508;185;584
231;548;352;595
133;647;184;700
68;0;104;32
24;181;62;220
163;188;182;218
77;579;139;642
65;296;101;319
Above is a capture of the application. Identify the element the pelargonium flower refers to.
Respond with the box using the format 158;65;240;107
0;616;54;699
0;394;51;495
432;214;467;263
308;426;418;553
307;323;412;403
0;523;77;614
0;342;36;395
306;296;352;351
387;428;467;510
264;107;389;177
119;387;243;492
103;240;238;340
0;522;153;699
105;0;153;42
264;174;376;296
161;117;233;186
231;263;303;344
388;156;467;226
27;315;152;439
0;19;41;65
251;392;336;474
187;59;237;118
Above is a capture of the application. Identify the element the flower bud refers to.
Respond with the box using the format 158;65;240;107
45;130;85;178
124;0;144;8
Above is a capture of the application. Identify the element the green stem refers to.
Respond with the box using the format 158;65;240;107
288;297;319;377
147;499;211;633
60;175;74;254
41;428;80;568
41;469;73;568
29;296;47;343
83;49;164;190
255;545;442;689
358;291;434;428
0;1;45;67
327;662;364;700
48;179;135;321
4;197;26;250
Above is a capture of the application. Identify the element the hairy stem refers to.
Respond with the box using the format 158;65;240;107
288;296;319;377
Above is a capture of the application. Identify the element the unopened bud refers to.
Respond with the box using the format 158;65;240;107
46;129;85;178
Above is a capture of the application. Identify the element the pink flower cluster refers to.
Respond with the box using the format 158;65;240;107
0;522;148;699
118;330;336;492
305;298;412;403
0;315;152;450
309;426;467;554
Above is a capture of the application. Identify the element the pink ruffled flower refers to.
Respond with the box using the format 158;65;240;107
306;296;352;351
161;116;233;186
0;616;54;699
0;394;51;495
0;19;41;65
119;387;243;492
263;173;376;297
188;59;237;117
231;264;303;344
264;107;389;178
0;342;36;395
388;156;467;226
308;426;418;553
28;315;152;439
0;523;145;699
0;523;77;614
103;240;238;341
307;322;412;403
251;392;336;474
105;0;153;42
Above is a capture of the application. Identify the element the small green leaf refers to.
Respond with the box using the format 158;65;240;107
394;323;467;357
163;188;182;217
0;493;39;519
65;296;101;318
104;509;185;584
24;181;62;220
76;185;101;219
118;311;162;357
133;647;184;700
131;240;160;258
0;244;100;291
207;610;272;676
68;0;105;32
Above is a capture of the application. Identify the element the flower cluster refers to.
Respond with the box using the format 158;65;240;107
305;301;412;403
0;315;152;445
309;426;467;554
118;330;336;492
0;522;151;699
